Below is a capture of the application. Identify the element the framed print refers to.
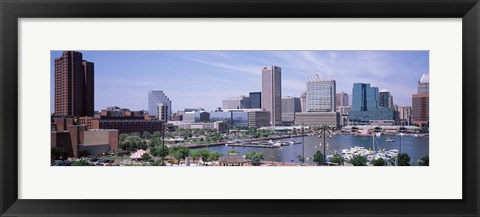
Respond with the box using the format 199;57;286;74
1;0;479;216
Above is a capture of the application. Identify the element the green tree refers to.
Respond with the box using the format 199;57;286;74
152;131;161;138
208;152;223;162
418;155;429;166
251;155;262;166
119;133;129;144
123;135;144;152
371;158;387;166
245;152;264;160
142;131;152;139
190;150;201;163
330;153;343;165
312;150;326;165
72;160;92;166
131;132;141;137
197;148;211;164
228;149;239;155
142;153;153;162
148;137;163;147
169;146;191;165
51;147;68;160
150;145;169;158
397;153;411;166
350;155;367;166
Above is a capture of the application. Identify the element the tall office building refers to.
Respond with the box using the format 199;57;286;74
281;96;301;124
395;105;412;126
54;51;94;117
157;103;169;122
306;76;336;112
352;83;379;112
379;89;394;109
417;73;429;94
222;95;251;109
261;66;282;126
412;73;429;128
249;92;261;109
148;90;172;120
281;96;302;113
336;92;349;107
348;83;399;125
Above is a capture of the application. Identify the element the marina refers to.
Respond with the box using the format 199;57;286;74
193;134;429;164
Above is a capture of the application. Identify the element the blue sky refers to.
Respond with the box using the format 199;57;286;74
50;50;428;112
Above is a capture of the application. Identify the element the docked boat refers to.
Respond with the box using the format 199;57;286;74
272;142;282;147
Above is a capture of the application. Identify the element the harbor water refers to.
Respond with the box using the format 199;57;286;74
195;134;429;164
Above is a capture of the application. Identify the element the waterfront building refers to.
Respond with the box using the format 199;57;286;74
54;51;94;117
248;111;271;128
175;121;227;133
148;90;172;120
294;112;340;128
222;95;251;109
412;73;429;128
412;94;429;128
281;96;301;113
210;110;249;129
379;89;394;109
281;96;301;125
261;65;282;126
183;111;210;123
417;73;429;94
336;106;352;127
51;118;118;158
306;75;336;112
348;83;399;125
395;105;412;126
249;92;261;108
336;92;349;107
79;117;163;134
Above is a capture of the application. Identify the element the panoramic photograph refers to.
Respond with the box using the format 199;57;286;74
50;50;429;166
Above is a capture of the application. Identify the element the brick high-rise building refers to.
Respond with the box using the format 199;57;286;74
412;73;429;128
54;51;94;117
261;65;282;126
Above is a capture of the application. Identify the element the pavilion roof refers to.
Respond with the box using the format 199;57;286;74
217;154;248;164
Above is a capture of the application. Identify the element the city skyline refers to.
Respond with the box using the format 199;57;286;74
50;50;429;112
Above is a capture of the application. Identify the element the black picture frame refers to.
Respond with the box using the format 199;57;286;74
1;0;479;216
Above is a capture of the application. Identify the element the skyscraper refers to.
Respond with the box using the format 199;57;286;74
54;51;94;117
352;83;379;112
348;83;399;125
281;96;302;113
148;91;172;120
249;92;261;109
417;73;429;94
412;73;429;128
306;76;336;112
281;96;301;124
379;89;394;109
336;92;349;107
395;105;412;126
158;103;169;122
261;66;282;126
222;95;251;109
